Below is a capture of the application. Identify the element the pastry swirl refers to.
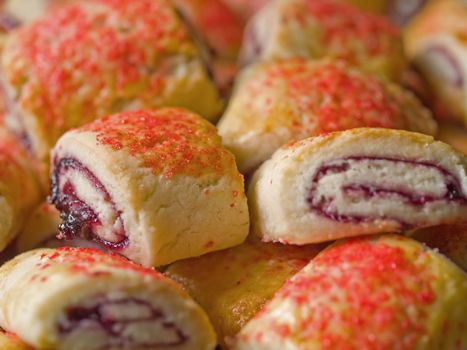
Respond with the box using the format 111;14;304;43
51;108;249;266
0;247;216;350
248;128;467;244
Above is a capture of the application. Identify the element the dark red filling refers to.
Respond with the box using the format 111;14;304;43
59;298;187;348
424;45;464;89
240;24;262;66
306;156;466;227
0;13;20;32
50;158;128;251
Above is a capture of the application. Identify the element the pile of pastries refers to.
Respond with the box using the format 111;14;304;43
0;0;465;349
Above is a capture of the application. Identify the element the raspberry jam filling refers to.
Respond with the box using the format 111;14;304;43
51;158;128;251
306;156;466;226
425;45;464;88
59;298;187;348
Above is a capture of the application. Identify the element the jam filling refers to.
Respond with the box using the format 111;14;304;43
59;298;187;348
51;158;128;251
306;156;465;225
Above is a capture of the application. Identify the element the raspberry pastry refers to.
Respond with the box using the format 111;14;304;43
50;108;249;266
0;128;42;252
411;223;467;271
249;128;467;244
218;59;437;173
1;0;223;162
0;330;32;350
240;0;405;81
234;234;467;350
404;0;467;126
166;238;325;348
0;247;216;350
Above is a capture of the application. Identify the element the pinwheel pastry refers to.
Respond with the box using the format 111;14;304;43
404;0;467;127
166;238;325;348
240;0;405;81
0;330;32;350
411;223;467;272
249;128;467;244
0;128;42;252
0;247;216;350
50;108;249;266
218;59;437;173
234;234;467;350
0;0;223;163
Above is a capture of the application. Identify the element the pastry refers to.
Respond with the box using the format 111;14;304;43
0;247;217;350
1;0;223;162
240;0;405;81
411;223;467;271
0;128;42;252
50;108;249;266
404;0;467;126
218;59;437;173
234;234;467;350
166;238;325;348
0;330;32;350
248;128;467;244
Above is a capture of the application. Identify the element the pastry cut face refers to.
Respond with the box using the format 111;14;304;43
218;59;437;173
0;247;216;350
0;128;42;252
50;108;249;266
166;238;325;348
404;0;467;126
248;128;467;244
234;235;467;350
1;0;223;162
240;0;405;81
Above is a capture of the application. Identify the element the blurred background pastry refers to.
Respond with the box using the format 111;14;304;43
218;59;436;173
0;0;222;164
240;0;405;81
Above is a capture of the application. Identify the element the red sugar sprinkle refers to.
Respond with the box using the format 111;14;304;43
35;247;163;280
250;237;438;349
81;108;234;178
6;0;193;133
255;60;404;134
305;0;399;60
